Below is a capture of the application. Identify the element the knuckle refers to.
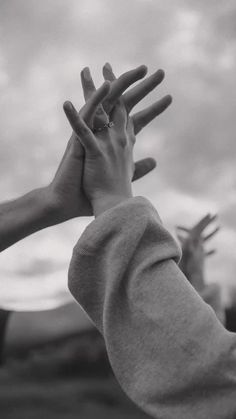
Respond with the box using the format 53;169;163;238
94;115;108;128
117;135;127;147
95;105;105;116
84;79;95;91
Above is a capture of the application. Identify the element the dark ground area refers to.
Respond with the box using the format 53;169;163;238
0;329;151;419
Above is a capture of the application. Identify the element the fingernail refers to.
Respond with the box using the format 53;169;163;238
63;101;71;110
64;101;76;113
82;67;91;80
156;68;165;78
165;94;173;103
137;64;148;74
104;62;112;71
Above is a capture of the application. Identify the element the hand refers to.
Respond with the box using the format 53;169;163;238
64;85;135;216
80;63;172;181
177;214;219;292
48;64;172;221
47;82;111;221
0;84;114;251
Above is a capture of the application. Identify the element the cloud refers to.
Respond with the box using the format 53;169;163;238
0;0;236;310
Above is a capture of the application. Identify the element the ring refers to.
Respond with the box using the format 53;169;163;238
94;121;114;133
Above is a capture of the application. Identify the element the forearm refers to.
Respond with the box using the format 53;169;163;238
0;187;60;251
68;197;236;419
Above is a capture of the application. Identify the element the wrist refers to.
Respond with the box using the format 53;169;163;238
92;193;133;217
0;187;64;252
37;186;67;226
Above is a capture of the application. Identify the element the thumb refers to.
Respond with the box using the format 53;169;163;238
132;158;156;181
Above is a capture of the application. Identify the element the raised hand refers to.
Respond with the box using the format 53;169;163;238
49;63;172;220
48;82;111;219
64;86;135;217
80;64;172;181
0;65;171;252
176;214;219;291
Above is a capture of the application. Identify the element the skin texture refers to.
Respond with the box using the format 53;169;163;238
64;85;135;216
0;84;110;252
0;188;56;252
80;63;172;181
63;63;172;215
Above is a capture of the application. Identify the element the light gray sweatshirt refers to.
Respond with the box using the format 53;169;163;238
68;197;236;419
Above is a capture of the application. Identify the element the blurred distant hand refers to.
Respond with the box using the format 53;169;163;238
177;214;219;292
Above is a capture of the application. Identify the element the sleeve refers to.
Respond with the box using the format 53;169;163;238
200;283;226;325
68;196;236;419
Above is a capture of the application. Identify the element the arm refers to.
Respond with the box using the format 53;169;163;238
0;64;170;252
64;82;236;418
0;187;60;252
68;198;236;419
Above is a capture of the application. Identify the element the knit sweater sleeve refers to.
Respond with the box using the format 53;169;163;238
68;197;236;419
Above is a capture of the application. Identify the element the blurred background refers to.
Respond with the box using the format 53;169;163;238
1;0;236;310
0;0;236;417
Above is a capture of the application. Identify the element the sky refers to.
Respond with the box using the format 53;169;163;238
0;0;236;310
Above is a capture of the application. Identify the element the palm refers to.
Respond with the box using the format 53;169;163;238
51;132;92;219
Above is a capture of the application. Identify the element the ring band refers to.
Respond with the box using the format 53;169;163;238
94;121;114;133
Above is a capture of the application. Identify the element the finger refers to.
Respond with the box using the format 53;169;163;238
102;62;116;81
80;69;109;126
176;226;189;233
203;226;220;242
55;132;84;176
81;67;96;101
209;214;218;222
176;234;186;244
192;213;218;236
123;69;165;113
63;102;98;153
79;81;111;125
132;158;156;181
205;249;217;257
81;67;108;125
110;99;127;133
102;63;147;112
191;214;212;237
132;95;172;135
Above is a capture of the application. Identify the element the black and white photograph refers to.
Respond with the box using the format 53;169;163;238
0;1;236;418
